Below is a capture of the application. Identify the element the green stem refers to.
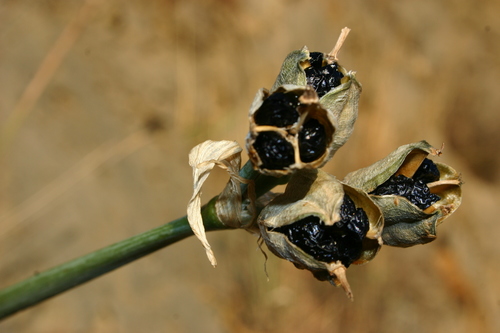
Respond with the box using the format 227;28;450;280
0;161;287;320
0;197;225;320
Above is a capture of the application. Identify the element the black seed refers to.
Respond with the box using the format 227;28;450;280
253;92;300;127
253;131;295;170
304;54;344;98
272;194;369;267
413;158;440;183
371;175;441;210
299;118;327;162
370;158;441;209
308;52;325;68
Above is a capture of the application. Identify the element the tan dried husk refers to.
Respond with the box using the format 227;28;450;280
343;141;462;247
246;85;337;176
258;169;383;299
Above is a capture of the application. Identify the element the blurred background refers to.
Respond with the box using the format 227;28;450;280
0;0;499;332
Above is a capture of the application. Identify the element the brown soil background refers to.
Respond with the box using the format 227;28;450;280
1;0;499;332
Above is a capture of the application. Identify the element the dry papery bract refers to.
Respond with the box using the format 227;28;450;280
258;169;383;299
187;140;247;266
343;141;462;247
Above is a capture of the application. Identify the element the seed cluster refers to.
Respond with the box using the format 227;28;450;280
273;194;369;267
250;89;331;171
304;52;344;97
371;158;441;209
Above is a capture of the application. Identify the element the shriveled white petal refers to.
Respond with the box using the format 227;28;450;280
187;140;242;266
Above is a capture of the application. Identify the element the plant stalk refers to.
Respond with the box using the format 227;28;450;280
0;198;224;320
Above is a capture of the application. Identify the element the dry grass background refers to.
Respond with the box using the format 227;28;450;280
0;0;499;332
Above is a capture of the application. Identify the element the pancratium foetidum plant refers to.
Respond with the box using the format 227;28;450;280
186;28;463;299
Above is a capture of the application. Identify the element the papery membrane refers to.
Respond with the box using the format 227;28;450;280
187;140;243;266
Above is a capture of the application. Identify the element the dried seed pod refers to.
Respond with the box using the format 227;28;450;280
270;28;362;153
246;85;337;176
343;141;462;247
258;169;383;299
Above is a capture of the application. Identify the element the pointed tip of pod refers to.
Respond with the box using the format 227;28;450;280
327;262;354;300
327;27;351;62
